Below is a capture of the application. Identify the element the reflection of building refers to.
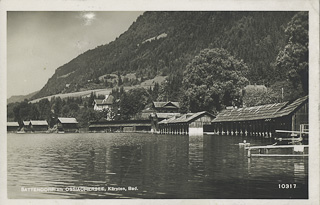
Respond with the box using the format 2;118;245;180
30;120;49;132
211;96;308;137
152;101;180;113
7;122;19;132
57;117;79;133
158;111;215;135
93;95;114;111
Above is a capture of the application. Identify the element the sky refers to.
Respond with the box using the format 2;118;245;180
7;11;144;98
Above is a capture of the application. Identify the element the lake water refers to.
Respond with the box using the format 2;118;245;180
7;133;308;199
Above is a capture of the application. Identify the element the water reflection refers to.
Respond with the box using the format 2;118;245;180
7;133;308;199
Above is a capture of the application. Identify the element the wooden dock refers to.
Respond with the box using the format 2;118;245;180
246;145;308;158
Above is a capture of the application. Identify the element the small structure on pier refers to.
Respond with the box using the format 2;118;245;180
57;117;79;133
7;122;20;132
158;111;215;135
211;96;308;137
89;120;151;132
30;120;49;132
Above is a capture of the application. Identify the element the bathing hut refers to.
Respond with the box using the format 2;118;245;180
57;117;79;133
30;120;49;132
211;96;308;137
158;111;215;135
7;122;20;132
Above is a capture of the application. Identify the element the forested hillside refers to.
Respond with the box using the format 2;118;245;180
32;11;297;100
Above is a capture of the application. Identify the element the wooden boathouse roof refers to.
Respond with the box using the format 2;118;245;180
7;122;19;127
58;117;78;124
30;120;48;126
212;96;308;122
159;111;215;124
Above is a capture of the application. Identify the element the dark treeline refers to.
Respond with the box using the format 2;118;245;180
32;11;298;100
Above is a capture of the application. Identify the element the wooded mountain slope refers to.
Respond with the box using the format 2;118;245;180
32;11;297;100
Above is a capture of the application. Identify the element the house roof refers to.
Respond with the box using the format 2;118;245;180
30;120;48;126
58;117;78;124
153;101;180;109
159;111;215;124
23;121;30;126
7;122;19;127
155;113;181;119
94;95;114;105
212;95;308;122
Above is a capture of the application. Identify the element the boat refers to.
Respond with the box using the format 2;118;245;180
273;124;308;145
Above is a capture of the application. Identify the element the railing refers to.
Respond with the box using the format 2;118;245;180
245;145;308;158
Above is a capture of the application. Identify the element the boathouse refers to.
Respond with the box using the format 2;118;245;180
7;122;19;132
158;111;215;135
150;113;181;133
152;101;180;113
89;120;151;132
30;120;49;132
57;117;79;133
211;95;308;137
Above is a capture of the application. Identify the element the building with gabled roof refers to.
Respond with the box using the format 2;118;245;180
158;111;215;135
152;101;180;113
7;122;20;132
30;120;48;132
93;95;114;111
211;96;308;137
57;117;79;133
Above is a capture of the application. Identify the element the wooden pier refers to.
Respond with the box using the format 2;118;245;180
246;145;309;158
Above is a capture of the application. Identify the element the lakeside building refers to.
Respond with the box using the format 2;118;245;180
89;120;151;132
150;113;181;133
7;122;20;132
152;101;180;113
93;95;114;111
30;120;49;132
211;95;308;137
57;117;79;133
158;111;215;135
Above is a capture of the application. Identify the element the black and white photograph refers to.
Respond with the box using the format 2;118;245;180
0;0;319;204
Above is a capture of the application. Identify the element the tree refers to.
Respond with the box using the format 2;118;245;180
118;88;150;120
181;48;249;113
275;12;308;95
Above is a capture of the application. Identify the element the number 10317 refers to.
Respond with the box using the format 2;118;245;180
278;184;297;189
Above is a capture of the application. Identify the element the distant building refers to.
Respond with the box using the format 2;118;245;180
30;120;49;132
158;111;215;135
152;101;180;113
57;117;79;133
7;122;19;132
93;95;114;111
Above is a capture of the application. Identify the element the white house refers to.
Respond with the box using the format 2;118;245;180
93;95;114;111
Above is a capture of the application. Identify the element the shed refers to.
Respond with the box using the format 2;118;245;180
30;120;48;132
57;117;79;133
7;122;20;132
